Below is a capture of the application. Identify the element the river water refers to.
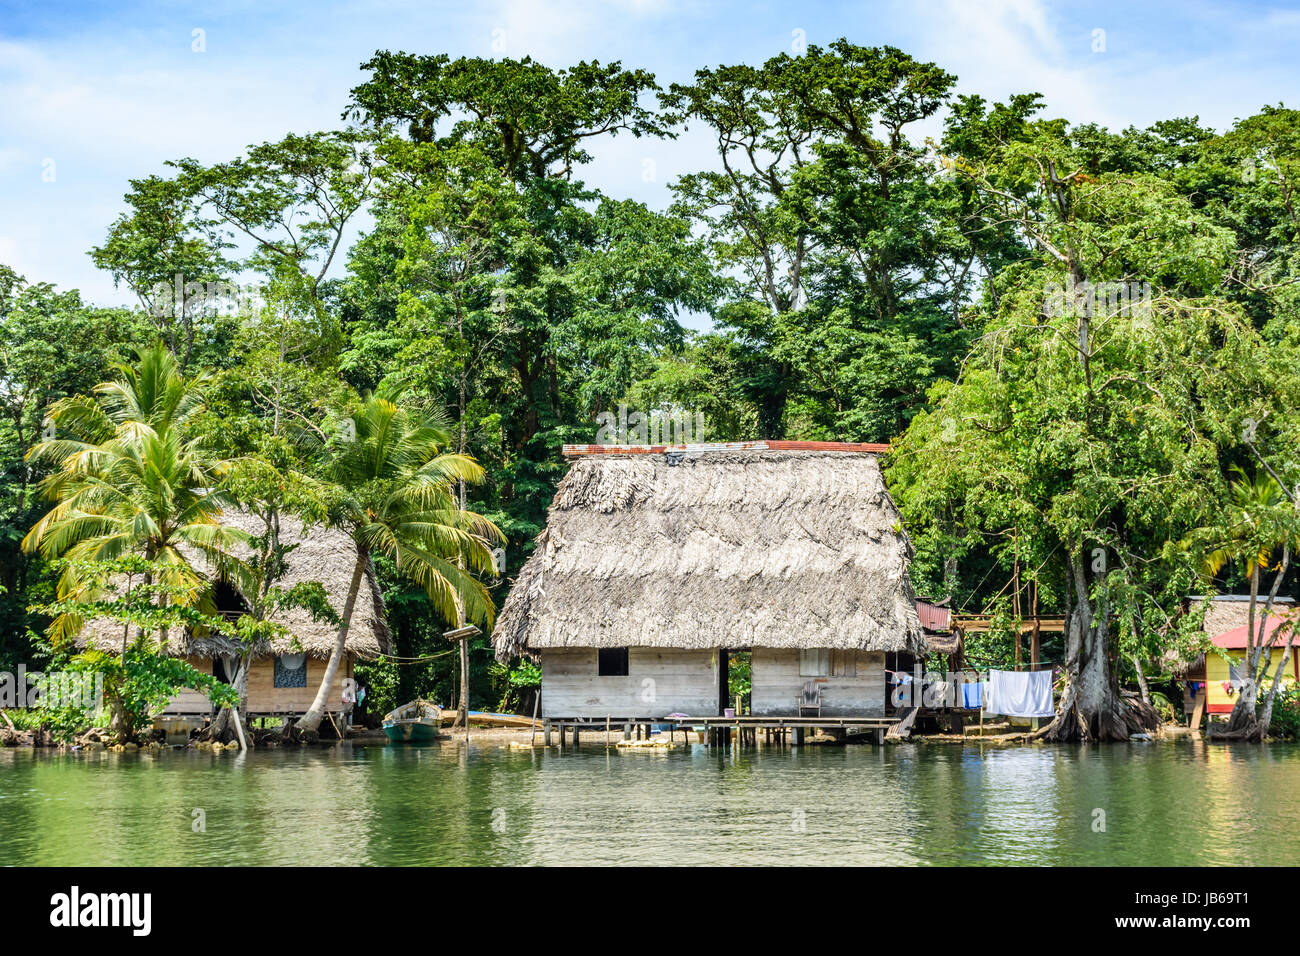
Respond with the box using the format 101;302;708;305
1;739;1296;865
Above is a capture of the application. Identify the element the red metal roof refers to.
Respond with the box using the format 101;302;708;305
1212;611;1299;649
915;600;951;633
563;440;891;456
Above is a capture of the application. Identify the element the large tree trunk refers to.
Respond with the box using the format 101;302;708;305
1037;554;1141;741
296;547;367;734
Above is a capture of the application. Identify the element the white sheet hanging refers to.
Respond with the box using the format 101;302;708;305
985;669;1054;717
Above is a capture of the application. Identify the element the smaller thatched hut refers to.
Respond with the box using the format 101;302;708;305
75;512;390;718
492;442;925;720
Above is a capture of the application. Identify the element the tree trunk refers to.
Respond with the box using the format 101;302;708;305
205;656;249;742
296;547;367;733
1037;553;1140;741
1131;654;1151;706
1224;565;1262;737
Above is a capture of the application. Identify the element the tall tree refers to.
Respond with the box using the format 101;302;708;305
21;346;248;737
890;97;1287;740
663;41;963;439
294;385;501;733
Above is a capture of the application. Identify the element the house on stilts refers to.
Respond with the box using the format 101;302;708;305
491;442;928;735
74;511;390;723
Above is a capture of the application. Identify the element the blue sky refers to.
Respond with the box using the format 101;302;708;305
2;0;1299;309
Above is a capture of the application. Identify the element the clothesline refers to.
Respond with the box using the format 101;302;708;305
375;648;461;665
886;667;1058;717
959;655;1063;669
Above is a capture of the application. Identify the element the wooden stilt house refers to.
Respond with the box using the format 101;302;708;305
491;442;926;721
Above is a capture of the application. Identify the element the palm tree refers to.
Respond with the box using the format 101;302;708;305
22;346;249;736
1202;467;1300;738
294;385;501;734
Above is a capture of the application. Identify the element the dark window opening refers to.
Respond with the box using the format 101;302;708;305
597;648;629;676
274;654;308;688
212;579;250;624
211;580;252;685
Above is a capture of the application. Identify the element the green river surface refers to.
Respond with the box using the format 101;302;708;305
1;739;1297;865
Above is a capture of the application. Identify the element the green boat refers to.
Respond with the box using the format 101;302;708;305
382;700;444;743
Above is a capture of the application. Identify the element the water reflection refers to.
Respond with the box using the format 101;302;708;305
0;740;1296;865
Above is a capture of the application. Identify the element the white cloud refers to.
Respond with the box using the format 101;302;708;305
2;0;1298;311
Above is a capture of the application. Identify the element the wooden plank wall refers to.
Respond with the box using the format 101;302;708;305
160;655;352;716
750;648;886;717
160;657;215;714
540;647;719;718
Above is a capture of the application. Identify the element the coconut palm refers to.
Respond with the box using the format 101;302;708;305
22;345;251;735
294;384;501;734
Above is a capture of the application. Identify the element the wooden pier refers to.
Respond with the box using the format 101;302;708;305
539;714;905;748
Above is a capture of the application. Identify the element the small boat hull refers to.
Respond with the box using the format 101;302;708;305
381;699;444;744
383;720;442;743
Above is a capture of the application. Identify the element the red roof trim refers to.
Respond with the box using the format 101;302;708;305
563;440;890;456
1211;612;1300;649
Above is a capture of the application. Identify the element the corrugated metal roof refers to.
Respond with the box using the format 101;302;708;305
916;599;951;633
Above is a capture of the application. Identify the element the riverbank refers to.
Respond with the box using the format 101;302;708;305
0;718;1267;750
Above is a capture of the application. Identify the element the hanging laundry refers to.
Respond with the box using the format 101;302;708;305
960;681;985;709
926;680;953;708
985;669;1054;717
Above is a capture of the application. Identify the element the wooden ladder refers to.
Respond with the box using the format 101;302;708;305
885;707;919;740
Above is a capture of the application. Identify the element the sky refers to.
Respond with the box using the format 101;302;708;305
2;0;1299;312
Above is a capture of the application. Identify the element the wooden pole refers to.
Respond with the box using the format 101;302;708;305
457;634;469;729
530;689;540;747
230;706;248;751
1031;581;1041;670
1013;528;1022;669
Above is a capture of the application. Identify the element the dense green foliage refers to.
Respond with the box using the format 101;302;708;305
4;42;1299;734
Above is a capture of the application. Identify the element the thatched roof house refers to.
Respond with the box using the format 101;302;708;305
76;512;390;718
493;442;925;719
76;511;390;660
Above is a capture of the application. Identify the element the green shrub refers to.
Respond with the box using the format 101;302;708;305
1268;682;1300;739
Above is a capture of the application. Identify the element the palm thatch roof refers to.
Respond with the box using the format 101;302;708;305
493;448;925;659
75;511;391;660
